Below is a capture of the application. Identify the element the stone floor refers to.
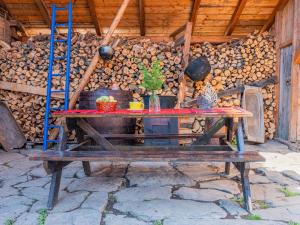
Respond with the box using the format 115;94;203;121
0;140;300;225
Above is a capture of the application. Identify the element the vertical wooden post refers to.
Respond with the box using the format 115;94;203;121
293;0;300;141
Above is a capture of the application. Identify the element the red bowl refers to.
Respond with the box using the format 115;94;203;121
96;101;117;112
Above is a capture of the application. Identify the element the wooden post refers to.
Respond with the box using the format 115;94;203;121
292;0;300;141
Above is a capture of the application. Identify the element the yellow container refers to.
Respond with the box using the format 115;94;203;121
129;102;144;110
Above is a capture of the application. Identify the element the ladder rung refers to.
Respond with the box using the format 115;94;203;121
51;89;65;93
54;56;66;60
47;139;58;143
50;107;64;111
52;73;63;77
55;23;68;27
48;125;61;129
56;7;67;11
54;39;67;43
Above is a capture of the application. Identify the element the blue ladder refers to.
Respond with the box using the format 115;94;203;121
43;2;73;151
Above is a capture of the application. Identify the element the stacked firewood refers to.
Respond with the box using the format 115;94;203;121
0;31;276;141
191;31;276;139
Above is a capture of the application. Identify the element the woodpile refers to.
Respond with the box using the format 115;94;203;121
0;31;276;142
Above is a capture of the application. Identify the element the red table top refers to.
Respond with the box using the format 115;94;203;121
52;107;252;118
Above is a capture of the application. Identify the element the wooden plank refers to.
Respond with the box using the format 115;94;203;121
193;119;226;144
260;0;289;33
224;0;247;35
137;0;145;36
101;133;225;139
292;0;300;141
294;49;300;64
169;24;186;38
34;0;51;27
0;81;66;98
77;119;119;151
0;101;26;151
52;108;253;119
29;150;265;162
87;0;102;36
189;0;201;32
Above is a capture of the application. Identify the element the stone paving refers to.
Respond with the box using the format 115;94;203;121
0;140;300;225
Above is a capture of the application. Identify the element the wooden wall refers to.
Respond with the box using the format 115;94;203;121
275;0;300;142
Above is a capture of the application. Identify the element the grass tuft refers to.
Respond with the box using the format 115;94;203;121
245;214;262;220
288;221;300;225
4;219;15;225
38;209;48;225
153;220;163;225
231;196;244;206
254;200;271;209
279;187;300;197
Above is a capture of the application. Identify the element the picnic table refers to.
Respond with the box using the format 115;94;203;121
30;107;265;212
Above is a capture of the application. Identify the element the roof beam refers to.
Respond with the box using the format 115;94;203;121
224;0;247;36
87;0;102;36
34;0;51;27
137;0;145;36
189;0;201;31
260;0;289;33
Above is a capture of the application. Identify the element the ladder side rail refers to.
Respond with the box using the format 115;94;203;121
43;4;57;151
64;1;72;110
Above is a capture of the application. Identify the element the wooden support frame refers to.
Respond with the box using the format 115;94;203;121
260;0;289;33
137;0;145;36
189;0;201;32
34;0;51;28
224;0;247;36
87;0;102;36
294;49;300;64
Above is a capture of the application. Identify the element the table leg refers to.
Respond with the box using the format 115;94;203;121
47;124;67;209
240;162;252;212
225;118;234;174
75;124;92;176
236;119;245;152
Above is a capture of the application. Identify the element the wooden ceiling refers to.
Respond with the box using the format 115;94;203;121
0;0;287;38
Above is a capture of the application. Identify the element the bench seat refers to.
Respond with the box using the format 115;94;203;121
30;150;264;163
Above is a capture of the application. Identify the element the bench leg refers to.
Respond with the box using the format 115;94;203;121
47;168;62;210
82;161;91;176
225;162;231;175
240;162;252;212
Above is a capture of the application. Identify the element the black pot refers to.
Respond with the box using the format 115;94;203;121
184;56;211;81
99;46;114;60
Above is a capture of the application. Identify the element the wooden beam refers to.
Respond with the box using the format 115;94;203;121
260;0;289;33
170;24;186;38
137;0;145;36
34;0;51;27
87;0;102;36
224;0;247;36
0;0;28;37
176;22;193;108
294;49;300;64
189;0;201;32
0;81;66;99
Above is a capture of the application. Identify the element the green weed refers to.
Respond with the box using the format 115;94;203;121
245;214;262;220
38;209;48;225
4;219;15;225
254;200;271;209
279;187;299;197
288;221;300;225
153;220;163;225
231;196;244;206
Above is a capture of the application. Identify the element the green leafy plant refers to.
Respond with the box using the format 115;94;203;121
245;214;262;220
231;196;244;206
140;60;164;92
288;221;300;225
254;200;270;209
280;187;299;197
4;219;15;225
153;220;163;225
231;136;237;146
38;209;48;225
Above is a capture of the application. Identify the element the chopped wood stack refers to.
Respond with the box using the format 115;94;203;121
0;31;276;142
191;31;276;139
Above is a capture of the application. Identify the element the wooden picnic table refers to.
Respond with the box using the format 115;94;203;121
30;107;264;212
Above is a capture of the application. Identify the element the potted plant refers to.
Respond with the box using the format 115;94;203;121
140;60;164;112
